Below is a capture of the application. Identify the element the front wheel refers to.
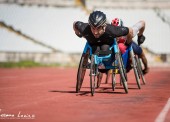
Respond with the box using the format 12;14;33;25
132;56;141;89
76;51;89;93
116;53;128;93
136;56;146;85
90;55;98;96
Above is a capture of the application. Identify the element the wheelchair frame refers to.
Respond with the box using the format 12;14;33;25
76;38;128;96
126;42;146;85
104;41;146;89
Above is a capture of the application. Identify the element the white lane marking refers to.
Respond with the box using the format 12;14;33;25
155;98;170;122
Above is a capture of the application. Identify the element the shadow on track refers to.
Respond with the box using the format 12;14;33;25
49;90;76;93
48;87;127;96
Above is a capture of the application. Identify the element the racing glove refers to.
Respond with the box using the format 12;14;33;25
75;33;82;38
74;21;83;38
137;35;145;45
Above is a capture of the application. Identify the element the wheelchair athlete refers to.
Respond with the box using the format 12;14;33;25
111;18;149;74
73;10;146;73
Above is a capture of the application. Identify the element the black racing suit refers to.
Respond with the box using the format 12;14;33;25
75;22;129;73
75;22;129;53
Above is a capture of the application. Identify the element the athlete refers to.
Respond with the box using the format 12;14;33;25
73;10;147;73
111;18;149;74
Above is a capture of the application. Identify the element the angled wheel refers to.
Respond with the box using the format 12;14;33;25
136;56;146;84
90;54;98;96
132;55;141;89
76;51;89;93
116;53;128;93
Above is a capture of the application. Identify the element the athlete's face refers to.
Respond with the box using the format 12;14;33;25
90;26;105;38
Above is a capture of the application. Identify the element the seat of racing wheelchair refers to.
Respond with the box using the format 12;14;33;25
95;50;114;64
95;50;112;56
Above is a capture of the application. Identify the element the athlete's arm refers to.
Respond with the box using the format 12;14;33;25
126;27;133;44
126;20;145;44
132;20;145;37
106;24;134;44
105;24;129;37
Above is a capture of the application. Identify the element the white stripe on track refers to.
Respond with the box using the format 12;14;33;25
155;98;170;122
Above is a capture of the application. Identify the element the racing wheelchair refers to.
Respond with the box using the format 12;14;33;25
123;42;146;86
76;38;128;96
104;41;146;89
132;44;146;85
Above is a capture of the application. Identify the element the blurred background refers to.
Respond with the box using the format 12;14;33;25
0;0;170;67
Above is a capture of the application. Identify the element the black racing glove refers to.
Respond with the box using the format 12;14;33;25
74;21;83;38
137;35;145;46
74;21;81;30
75;32;82;38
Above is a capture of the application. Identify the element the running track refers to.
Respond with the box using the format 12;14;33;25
0;67;170;122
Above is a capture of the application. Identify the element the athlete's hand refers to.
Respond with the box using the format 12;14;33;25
73;21;82;38
137;35;145;45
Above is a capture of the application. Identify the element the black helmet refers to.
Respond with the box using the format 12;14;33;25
88;11;106;28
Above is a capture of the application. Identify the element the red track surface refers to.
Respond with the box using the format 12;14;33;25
0;67;170;122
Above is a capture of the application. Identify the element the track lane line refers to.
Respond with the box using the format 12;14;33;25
155;98;170;122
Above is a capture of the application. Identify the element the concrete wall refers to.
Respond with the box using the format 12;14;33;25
0;51;76;65
0;50;170;67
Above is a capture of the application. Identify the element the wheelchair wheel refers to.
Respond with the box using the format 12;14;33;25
90;54;98;96
116;53;128;93
132;56;141;89
76;51;89;93
136;56;146;85
96;72;103;88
